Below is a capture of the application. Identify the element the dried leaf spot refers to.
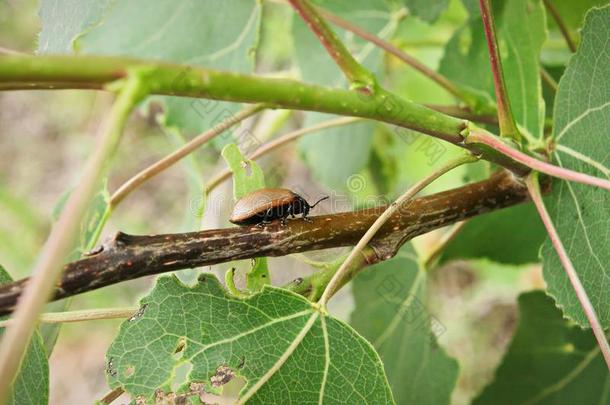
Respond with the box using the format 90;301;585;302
124;365;135;378
173;337;186;360
210;364;235;387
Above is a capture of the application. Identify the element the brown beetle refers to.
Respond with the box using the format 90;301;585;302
229;188;328;226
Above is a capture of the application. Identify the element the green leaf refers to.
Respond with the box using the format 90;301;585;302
350;247;458;404
106;274;395;403
221;143;270;290
293;0;390;190
298;118;376;190
39;0;261;140
440;203;546;265
474;291;610;404
399;0;450;23
0;266;49;405
543;5;610;328
440;0;547;138
38;0;112;53
221;143;266;200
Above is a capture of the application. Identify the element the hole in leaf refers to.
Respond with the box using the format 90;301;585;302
241;161;253;176
171;361;193;392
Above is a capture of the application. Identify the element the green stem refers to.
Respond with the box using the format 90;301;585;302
0;70;146;403
318;153;478;306
540;66;558;93
287;0;376;91
479;0;521;142
0;54;530;173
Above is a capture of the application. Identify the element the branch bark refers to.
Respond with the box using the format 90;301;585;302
0;170;529;316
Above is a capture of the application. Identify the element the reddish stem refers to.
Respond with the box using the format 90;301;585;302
287;0;375;89
526;174;610;370
317;8;465;101
479;0;520;141
468;131;610;190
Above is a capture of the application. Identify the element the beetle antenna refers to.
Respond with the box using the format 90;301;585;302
310;196;329;208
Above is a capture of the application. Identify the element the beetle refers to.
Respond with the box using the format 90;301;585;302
229;188;329;226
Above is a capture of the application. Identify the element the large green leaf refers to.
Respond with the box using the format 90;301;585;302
293;0;390;190
440;203;546;265
350;247;458;404
38;0;112;53
474;291;610;404
0;267;49;405
543;5;610;327
39;0;261;141
106;274;394;403
440;0;547;138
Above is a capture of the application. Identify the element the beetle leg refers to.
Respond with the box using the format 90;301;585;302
302;205;313;223
263;208;274;224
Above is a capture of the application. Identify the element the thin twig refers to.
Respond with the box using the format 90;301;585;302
542;0;577;52
317;8;466;102
468;131;610;190
479;0;520;141
0;74;145;402
205;117;362;192
206;108;499;193
318;153;477;306
526;173;610;370
110;104;265;207
0;308;138;328
540;66;558;92
287;0;376;90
